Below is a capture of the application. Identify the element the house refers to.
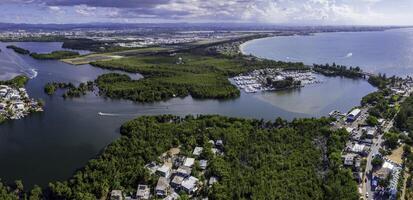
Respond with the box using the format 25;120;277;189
365;127;376;139
0;103;6;109
347;108;361;122
344;154;355;166
183;157;195;168
171;175;185;189
110;190;123;200
216;140;224;149
208;176;218;186
181;176;199;194
145;162;159;174
199;160;208;170
361;139;373;145
163;192;180;200
14;102;24;111
0;89;7;97
155;177;170;197
176;166;192;177
351;144;366;154
136;185;150;200
192;147;203;156
378;118;386;127
156;164;171;178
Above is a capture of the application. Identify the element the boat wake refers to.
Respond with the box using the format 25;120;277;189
98;112;142;117
2;46;38;79
98;112;126;116
344;52;353;58
22;68;38;79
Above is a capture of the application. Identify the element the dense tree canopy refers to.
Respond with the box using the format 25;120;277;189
0;75;29;88
43;115;359;200
92;54;306;103
30;51;79;60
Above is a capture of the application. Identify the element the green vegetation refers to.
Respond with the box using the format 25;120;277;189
92;54;305;102
368;73;388;89
396;95;413;133
62;39;116;52
6;45;30;54
371;156;384;168
45;115;358;200
0;75;29;88
383;132;400;150
312;63;364;79
366;115;379;126
0;115;6;124
362;89;397;120
267;76;301;89
44;83;57;95
44;82;94;98
30;50;80;60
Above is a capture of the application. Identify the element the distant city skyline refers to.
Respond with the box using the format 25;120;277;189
0;0;412;25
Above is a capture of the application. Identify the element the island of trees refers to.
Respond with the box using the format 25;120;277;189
312;63;365;79
91;53;308;103
6;45;30;55
44;81;94;98
30;50;80;60
6;44;79;60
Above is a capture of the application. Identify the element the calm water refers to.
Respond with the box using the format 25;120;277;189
242;28;413;76
0;42;375;187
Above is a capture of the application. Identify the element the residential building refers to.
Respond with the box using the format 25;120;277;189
181;176;199;194
156;164;171;178
199;160;208;170
192;147;203;156
110;190;123;200
155;177;170;197
136;185;150;200
183;157;195;168
347;108;361;122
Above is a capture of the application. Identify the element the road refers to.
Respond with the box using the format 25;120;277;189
361;88;412;200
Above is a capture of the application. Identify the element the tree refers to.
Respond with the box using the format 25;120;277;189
29;185;43;200
383;132;400;150
366;116;379;126
371;157;384;168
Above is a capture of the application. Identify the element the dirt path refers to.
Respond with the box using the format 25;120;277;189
401;171;409;200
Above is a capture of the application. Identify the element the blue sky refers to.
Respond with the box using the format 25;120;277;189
0;0;412;25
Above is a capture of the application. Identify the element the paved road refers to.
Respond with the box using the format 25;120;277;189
361;89;411;200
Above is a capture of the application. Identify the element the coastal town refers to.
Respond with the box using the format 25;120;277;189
110;140;224;200
0;84;43;123
333;76;413;199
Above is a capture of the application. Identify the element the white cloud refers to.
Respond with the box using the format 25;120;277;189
75;5;97;16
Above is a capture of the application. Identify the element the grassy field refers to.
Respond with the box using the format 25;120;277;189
62;47;173;65
61;54;123;65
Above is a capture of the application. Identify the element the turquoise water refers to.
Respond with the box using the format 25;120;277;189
242;28;413;76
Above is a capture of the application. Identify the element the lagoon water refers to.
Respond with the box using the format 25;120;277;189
242;28;413;77
0;40;375;187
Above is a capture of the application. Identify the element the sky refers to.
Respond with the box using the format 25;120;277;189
0;0;412;25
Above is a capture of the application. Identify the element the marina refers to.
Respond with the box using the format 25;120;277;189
233;68;321;93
